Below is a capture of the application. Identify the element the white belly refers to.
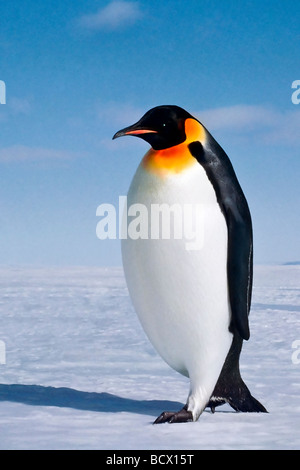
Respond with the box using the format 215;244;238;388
122;161;233;405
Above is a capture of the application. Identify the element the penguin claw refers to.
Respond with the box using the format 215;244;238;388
153;408;193;424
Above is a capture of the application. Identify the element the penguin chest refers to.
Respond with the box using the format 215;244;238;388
122;161;232;378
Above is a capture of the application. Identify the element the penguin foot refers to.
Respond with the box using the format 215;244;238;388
153;407;193;424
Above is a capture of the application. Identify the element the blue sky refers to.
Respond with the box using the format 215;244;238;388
0;0;299;266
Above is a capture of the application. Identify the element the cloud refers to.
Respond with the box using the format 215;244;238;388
78;1;142;31
0;96;31;122
0;145;86;163
96;101;143;127
196;105;277;131
263;109;300;146
95;101;145;150
195;104;300;146
9;97;31;115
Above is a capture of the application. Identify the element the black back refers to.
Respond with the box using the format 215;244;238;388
189;133;252;341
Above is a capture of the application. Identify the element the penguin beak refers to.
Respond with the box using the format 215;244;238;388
112;123;158;140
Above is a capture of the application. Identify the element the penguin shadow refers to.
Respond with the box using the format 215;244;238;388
0;383;184;418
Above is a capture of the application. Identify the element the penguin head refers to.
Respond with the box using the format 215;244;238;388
113;105;195;151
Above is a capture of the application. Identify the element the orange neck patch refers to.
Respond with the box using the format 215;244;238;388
142;118;206;176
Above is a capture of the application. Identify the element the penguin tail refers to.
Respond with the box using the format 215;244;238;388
207;383;267;414
206;334;268;414
229;391;267;413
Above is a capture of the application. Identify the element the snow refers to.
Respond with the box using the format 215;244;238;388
0;265;299;450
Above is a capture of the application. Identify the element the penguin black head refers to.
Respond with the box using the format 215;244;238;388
113;105;194;150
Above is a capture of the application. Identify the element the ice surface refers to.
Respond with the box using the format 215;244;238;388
0;265;299;450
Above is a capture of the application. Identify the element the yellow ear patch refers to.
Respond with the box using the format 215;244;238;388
142;119;206;176
184;118;206;143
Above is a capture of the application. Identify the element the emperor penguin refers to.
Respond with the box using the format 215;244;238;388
113;105;267;423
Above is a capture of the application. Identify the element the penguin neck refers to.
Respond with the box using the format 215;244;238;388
142;119;206;176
